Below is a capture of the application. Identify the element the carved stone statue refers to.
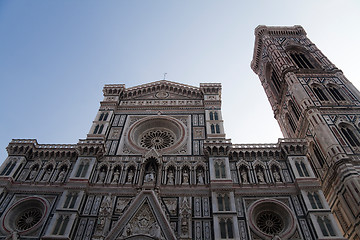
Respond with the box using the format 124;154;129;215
241;169;248;183
257;169;265;183
28;167;38;180
112;169;120;183
144;166;155;183
167;169;174;185
42;168;52;181
99;195;112;216
197;169;204;185
127;169;134;183
98;168;106;183
56;169;66;183
273;169;281;182
182;169;189;185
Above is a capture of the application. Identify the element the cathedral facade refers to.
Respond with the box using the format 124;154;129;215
0;25;358;239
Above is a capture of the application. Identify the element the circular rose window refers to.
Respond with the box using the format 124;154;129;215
127;116;186;153
1;197;49;234
247;199;297;239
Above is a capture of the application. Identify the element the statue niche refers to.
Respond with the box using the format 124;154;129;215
143;158;159;186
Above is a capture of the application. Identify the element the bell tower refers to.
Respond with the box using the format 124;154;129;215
252;25;360;239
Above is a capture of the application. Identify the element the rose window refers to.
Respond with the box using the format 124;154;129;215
256;211;284;235
140;130;175;150
15;208;42;231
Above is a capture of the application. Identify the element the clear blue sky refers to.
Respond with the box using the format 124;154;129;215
0;0;359;163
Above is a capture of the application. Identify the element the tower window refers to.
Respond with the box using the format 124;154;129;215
289;100;300;120
308;192;324;209
313;144;325;168
215;161;226;178
216;124;220;134
329;87;345;101
271;70;281;93
211;124;215;134
286;113;296;133
290;52;314;69
340;125;360;147
93;125;99;134
103;113;109;121
220;219;234;239
99;113;104;121
317;216;336;236
214;112;219;120
52;215;69;235
210;112;214;120
295;161;309;177
217;194;230;211
75;162;89;178
313;86;329;101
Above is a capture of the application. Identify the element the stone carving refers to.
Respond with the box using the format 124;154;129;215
241;169;248;183
273;169;281;182
182;169;189;185
7;231;19;240
127;169;134;183
121;203;162;239
28;166;38;180
112;169;120;183
115;198;131;214
167;169;174;185
55;169;66;183
163;198;177;215
42;168;52;182
97;168;106;183
180;197;191;238
257;169;265;183
99;195;113;216
197;169;204;185
144;166;156;183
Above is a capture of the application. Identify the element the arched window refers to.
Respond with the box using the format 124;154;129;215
220;162;226;178
210;112;214;120
308;192;323;209
211;124;215;134
93;125;99;134
53;215;69;235
295;161;309;177
99;113;104;121
103;113;109;121
340;124;360;147
271;70;281;93
98;125;104;134
220;219;234;239
76;162;89;178
216;124;220;134
328;86;345;101
286;113;296;133
313;144;325;167
290;52;314;69
1;161;16;176
215;162;220;178
289;100;300;120
313;86;329;101
317;216;336;236
214;112;219;120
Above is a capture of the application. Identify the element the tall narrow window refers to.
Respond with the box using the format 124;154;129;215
210;112;214;120
219;219;234;239
224;194;230;211
99;113;104;121
308;192;317;209
214;112;219;120
313;144;325;168
76;163;84;177
300;162;309;177
290;101;300;120
1;162;12;175
215;163;220;178
295;161;304;177
314;192;324;209
313;87;329;101
6;162;16;176
103;113;109;121
53;215;69;235
329;87;345;101
340;125;360;147
220;219;227;238
220;162;226;178
63;194;72;208
271;70;281;93
69;193;78;208
217;195;224;211
81;162;89;178
317;216;336;236
211;124;215;134
98;125;104;134
93;125;99;134
216;124;220;134
287;114;297;133
226;219;234;238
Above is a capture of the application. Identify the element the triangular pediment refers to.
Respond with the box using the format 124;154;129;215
122;80;202;100
106;190;176;240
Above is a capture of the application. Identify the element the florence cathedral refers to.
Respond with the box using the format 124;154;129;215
0;25;359;240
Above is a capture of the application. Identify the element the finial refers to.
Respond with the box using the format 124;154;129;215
163;73;167;80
